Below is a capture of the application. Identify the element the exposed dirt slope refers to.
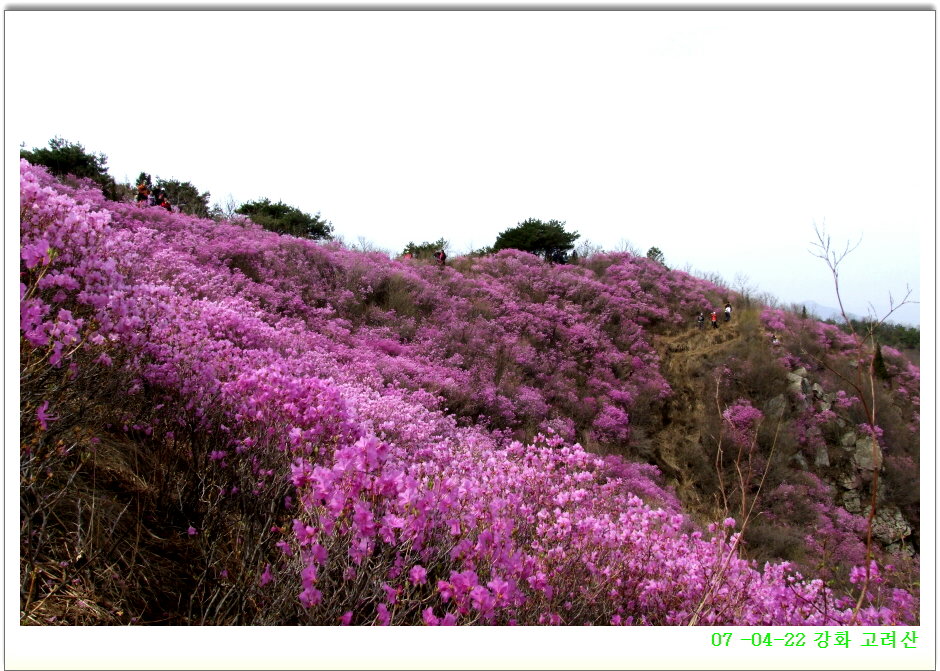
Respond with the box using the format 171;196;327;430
651;319;742;522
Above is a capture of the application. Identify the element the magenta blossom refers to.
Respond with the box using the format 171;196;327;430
35;401;56;430
409;564;428;585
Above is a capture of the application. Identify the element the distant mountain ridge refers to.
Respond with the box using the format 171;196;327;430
801;299;919;327
800;300;859;323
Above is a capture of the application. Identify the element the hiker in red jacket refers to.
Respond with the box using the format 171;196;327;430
710;311;719;329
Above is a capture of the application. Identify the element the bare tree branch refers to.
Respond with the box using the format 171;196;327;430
806;222;915;624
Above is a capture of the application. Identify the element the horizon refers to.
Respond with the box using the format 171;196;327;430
7;10;929;332
15;146;928;328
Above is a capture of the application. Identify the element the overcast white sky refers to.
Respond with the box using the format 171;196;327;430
7;10;932;329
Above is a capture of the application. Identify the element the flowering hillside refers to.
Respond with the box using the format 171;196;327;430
19;160;919;625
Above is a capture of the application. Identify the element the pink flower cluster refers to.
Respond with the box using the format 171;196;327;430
721;400;764;448
19;160;917;625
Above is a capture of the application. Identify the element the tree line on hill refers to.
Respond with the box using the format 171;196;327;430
829;318;920;352
20;137;665;267
20;137;333;240
21;137;587;263
21;136;918;350
784;303;918;352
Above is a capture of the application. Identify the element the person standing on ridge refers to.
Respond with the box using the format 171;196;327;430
711;310;719;329
136;180;150;207
724;302;732;322
696;311;705;330
433;250;447;268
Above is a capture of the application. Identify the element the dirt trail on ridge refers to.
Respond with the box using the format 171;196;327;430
649;319;742;517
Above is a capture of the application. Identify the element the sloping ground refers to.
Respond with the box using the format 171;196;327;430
19;161;918;625
20;424;202;625
651;320;742;522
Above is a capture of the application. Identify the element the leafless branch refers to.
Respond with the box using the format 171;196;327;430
806;222;917;624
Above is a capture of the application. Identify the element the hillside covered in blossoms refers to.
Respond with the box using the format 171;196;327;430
19;160;920;626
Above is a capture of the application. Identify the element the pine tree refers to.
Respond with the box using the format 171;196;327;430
492;218;579;263
21;137;118;200
235;198;333;239
873;342;890;380
646;246;668;268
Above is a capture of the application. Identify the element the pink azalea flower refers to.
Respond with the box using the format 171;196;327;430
487;576;510;602
409;564;428;585
36;401;56;430
438;580;454;602
21;239;51;269
298;586;322;608
422;607;440;625
381;583;399;604
376;602;391;626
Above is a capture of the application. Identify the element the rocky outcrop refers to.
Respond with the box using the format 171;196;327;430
852;435;883;471
790;452;809;470
786;369;810;395
841;489;862;515
872;505;913;546
764;394;787;419
783;366;912;554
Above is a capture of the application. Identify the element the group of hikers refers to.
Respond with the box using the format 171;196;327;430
136;180;173;212
401;250;447;267
692;303;782;346
696;302;733;330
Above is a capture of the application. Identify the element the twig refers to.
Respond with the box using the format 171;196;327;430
807;222;916;623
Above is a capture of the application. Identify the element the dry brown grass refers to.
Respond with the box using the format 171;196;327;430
20;419;203;625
